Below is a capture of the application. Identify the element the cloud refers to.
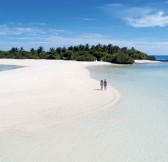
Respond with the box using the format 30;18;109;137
0;25;42;35
9;22;46;26
76;17;97;21
103;3;153;17
103;3;168;28
80;33;105;39
127;11;168;27
0;24;64;36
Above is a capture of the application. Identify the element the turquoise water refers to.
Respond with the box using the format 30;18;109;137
88;62;168;162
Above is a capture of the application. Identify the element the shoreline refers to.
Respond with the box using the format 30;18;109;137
0;59;120;161
0;59;120;128
134;59;160;64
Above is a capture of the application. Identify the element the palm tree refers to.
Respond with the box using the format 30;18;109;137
19;47;24;52
37;46;44;55
85;44;90;51
30;48;36;54
78;44;85;51
107;44;113;53
121;47;128;54
113;45;120;53
49;47;55;53
56;47;62;54
9;47;19;53
95;44;102;52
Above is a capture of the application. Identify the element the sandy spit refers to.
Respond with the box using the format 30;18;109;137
134;60;160;64
0;59;120;162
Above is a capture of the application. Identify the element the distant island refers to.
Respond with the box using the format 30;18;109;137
0;44;155;64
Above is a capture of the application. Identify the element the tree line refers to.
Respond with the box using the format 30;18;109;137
0;44;155;64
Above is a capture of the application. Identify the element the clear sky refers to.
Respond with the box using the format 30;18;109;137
1;0;168;55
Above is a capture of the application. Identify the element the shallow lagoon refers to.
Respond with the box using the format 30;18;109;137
0;64;22;71
87;62;168;162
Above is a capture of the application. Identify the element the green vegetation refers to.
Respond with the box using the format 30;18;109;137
0;44;155;64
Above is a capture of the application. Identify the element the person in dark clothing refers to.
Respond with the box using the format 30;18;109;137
104;79;107;90
100;80;103;90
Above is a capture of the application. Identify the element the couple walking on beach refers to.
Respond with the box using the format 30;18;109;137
100;79;107;90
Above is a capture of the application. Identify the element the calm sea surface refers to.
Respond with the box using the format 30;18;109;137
87;61;168;162
155;55;168;60
0;64;22;71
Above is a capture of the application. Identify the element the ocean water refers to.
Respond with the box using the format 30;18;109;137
86;62;168;162
0;64;22;71
155;55;168;60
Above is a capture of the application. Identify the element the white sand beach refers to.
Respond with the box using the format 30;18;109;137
134;60;160;63
0;59;119;161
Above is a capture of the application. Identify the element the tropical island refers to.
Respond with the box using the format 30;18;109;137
0;44;155;64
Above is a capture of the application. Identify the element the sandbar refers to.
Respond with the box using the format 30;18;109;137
0;59;119;161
